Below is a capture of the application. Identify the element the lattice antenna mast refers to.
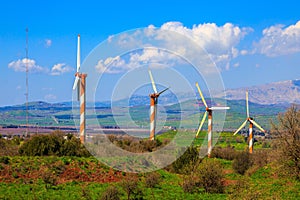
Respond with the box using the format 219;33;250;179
25;27;29;137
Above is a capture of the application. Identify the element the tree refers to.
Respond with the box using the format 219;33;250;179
197;159;225;193
18;131;91;157
169;146;200;174
232;151;252;175
272;105;300;180
121;176;143;200
100;186;120;200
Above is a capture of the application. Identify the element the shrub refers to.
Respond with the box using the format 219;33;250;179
109;135;162;153
41;170;57;189
0;156;10;164
232;151;253;175
168;146;200;174
145;172;161;188
0;138;20;156
121;175;141;200
252;149;269;167
101;186;120;200
197;159;224;193
18;131;90;157
81;186;92;200
210;146;237;160
182;176;198;193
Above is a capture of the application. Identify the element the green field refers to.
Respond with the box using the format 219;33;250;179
0;156;299;199
0;129;299;199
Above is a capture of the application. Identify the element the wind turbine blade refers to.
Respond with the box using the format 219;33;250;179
210;106;230;110
249;119;265;132
233;119;248;135
77;34;81;72
72;76;80;90
158;87;170;95
148;69;158;93
196;111;207;138
246;90;249;118
195;82;208;108
51;116;59;124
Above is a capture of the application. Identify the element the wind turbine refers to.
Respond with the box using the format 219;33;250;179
72;34;87;144
195;82;230;158
148;69;169;141
233;91;265;154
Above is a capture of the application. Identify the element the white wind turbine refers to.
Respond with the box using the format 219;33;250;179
195;82;230;157
72;34;87;144
233;91;265;153
148;69;169;140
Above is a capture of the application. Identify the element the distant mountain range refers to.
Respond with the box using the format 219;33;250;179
121;79;300;106
218;79;300;105
2;79;299;131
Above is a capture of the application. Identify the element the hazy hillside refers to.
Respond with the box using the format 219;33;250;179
218;79;300;105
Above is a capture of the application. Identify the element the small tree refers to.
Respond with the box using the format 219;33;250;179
100;185;120;200
197;159;224;193
169;146;200;174
121;176;141;200
232;151;252;175
145;172;161;188
271;105;300;180
182;175;197;193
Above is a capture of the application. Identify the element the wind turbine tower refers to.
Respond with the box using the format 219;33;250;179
72;34;87;144
148;70;169;140
25;27;29;137
233;91;265;153
195;82;230;157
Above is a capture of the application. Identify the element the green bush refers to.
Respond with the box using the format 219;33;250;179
18;131;90;157
182;176;198;193
210;146;237;160
110;135;162;153
121;175;143;200
232;151;253;175
100;186;120;200
0;156;10;164
168;146;200;174
197;159;224;193
145;172;161;188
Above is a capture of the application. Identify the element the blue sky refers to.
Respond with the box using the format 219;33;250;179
1;0;300;106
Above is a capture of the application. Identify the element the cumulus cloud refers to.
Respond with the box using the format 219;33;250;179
255;21;300;57
97;21;251;73
50;63;73;75
95;48;182;74
8;58;48;73
160;22;251;69
8;58;73;76
45;39;52;48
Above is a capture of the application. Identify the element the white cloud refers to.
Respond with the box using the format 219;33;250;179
45;39;52;48
159;22;251;69
44;94;57;101
95;56;125;74
97;21;251;73
8;58;73;76
240;50;249;55
233;62;240;68
255;20;300;57
8;58;48;73
95;48;182;74
50;63;73;75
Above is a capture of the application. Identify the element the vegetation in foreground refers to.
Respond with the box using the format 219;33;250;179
0;106;299;199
